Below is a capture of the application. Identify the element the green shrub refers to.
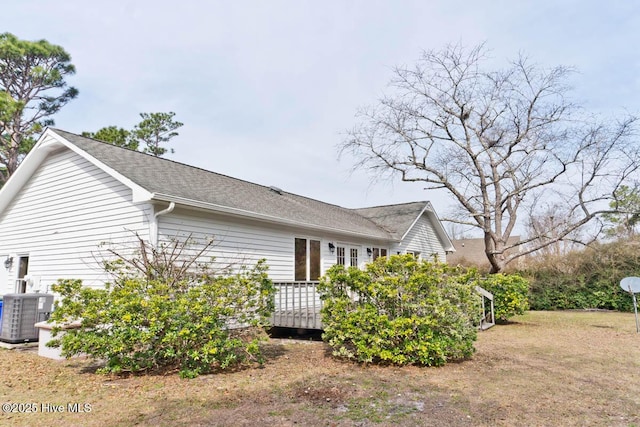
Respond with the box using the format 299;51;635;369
526;271;634;311
48;236;275;378
317;254;481;366
480;274;529;323
522;240;638;312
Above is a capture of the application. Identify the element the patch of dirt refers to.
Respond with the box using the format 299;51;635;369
294;383;349;405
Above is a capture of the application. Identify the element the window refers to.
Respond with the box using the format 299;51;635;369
371;247;388;261
16;256;29;293
350;248;358;267
336;245;362;268
294;238;307;281
406;251;421;259
294;238;321;281
336;246;346;266
310;240;321;280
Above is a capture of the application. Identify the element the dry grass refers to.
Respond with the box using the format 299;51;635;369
1;311;639;426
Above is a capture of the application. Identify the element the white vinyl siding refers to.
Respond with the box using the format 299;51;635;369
157;209;294;281
0;149;150;294
157;210;394;281
393;213;447;261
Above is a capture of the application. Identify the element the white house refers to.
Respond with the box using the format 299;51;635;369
0;129;454;328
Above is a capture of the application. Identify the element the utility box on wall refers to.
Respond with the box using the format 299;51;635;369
0;293;54;343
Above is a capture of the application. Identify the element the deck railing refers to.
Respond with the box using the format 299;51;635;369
270;281;495;331
271;281;323;330
475;285;495;330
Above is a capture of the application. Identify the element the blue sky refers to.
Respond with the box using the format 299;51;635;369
6;1;640;235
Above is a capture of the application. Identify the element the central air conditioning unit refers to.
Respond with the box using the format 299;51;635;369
0;293;54;343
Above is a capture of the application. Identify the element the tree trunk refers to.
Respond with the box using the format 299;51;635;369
486;233;507;274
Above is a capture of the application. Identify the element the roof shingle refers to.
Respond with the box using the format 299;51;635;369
54;129;424;240
353;202;430;240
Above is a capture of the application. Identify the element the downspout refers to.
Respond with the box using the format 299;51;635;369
149;202;175;246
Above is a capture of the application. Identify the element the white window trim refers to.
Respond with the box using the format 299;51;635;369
294;236;322;281
14;253;30;293
335;243;364;269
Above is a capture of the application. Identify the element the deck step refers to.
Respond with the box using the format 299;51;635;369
475;285;495;331
480;322;495;331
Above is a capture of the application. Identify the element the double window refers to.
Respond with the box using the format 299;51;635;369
295;238;321;281
371;247;388;261
294;239;390;280
336;245;359;268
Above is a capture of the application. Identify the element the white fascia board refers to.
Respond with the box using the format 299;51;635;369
399;203;430;241
151;192;396;243
0;129;154;216
0;130;61;214
400;201;455;252
47;129;153;202
424;202;455;252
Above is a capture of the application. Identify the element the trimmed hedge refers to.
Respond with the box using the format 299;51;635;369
521;240;638;312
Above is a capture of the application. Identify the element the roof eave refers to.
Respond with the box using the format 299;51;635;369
0;129;414;245
0;129;96;214
425;202;455;252
46;129;154;202
151;193;395;242
399;202;455;252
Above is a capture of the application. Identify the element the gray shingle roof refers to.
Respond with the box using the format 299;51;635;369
53;129;414;240
353;202;429;240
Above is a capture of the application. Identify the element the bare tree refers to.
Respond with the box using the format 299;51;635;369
525;204;586;257
102;232;217;288
341;43;639;273
446;222;475;241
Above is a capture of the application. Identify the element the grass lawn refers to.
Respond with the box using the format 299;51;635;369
1;310;639;426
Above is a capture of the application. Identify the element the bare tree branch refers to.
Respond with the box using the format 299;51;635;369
340;43;640;272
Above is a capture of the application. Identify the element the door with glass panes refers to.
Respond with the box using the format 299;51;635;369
335;244;360;268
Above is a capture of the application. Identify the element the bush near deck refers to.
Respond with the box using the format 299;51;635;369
318;255;480;366
480;273;529;323
48;260;275;378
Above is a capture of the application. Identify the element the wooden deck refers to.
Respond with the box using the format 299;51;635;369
271;281;495;331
